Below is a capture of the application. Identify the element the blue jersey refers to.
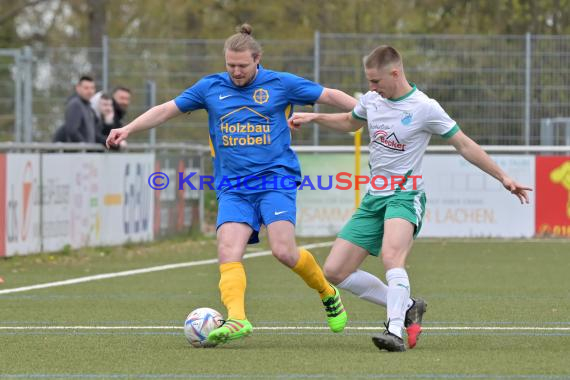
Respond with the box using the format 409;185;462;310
174;66;323;195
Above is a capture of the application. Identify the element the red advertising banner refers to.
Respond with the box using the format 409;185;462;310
536;156;570;237
0;154;5;257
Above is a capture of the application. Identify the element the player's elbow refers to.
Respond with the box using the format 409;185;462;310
347;115;363;132
149;102;177;125
318;88;356;111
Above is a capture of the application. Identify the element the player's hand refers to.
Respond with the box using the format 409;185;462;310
106;126;129;150
502;177;532;204
288;112;316;130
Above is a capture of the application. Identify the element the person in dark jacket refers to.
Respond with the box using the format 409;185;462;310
102;86;131;137
91;88;130;149
52;76;97;143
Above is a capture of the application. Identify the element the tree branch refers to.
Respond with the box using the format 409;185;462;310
0;0;49;26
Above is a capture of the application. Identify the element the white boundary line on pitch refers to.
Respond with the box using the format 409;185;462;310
0;242;334;296
1;325;570;331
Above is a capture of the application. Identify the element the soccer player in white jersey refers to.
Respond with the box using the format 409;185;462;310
289;45;531;352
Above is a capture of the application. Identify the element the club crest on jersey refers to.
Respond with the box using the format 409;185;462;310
401;112;413;125
253;88;269;104
373;130;406;151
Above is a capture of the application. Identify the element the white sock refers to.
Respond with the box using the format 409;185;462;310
337;270;389;307
386;267;411;338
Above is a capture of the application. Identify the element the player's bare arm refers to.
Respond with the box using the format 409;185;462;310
316;88;357;111
106;100;182;149
289;111;365;133
447;130;532;204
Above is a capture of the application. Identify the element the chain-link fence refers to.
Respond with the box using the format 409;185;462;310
318;33;570;145
106;37;316;144
30;46;104;142
2;33;570;145
0;51;17;142
0;47;32;143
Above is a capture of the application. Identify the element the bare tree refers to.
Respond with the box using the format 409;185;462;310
0;0;46;26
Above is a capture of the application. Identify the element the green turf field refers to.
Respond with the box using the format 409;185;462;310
1;237;569;379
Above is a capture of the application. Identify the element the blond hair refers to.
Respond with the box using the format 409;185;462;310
224;23;262;59
363;45;402;69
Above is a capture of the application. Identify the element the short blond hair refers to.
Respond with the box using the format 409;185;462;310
224;23;262;59
363;45;402;69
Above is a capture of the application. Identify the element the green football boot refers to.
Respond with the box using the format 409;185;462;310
207;318;253;345
322;284;348;333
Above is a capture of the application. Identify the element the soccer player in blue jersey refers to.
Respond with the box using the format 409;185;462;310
106;24;356;345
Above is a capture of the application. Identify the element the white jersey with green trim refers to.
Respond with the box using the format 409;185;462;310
352;83;459;196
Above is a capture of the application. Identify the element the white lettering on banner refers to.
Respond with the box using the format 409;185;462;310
299;207;354;223
421;154;535;237
424;208;496;224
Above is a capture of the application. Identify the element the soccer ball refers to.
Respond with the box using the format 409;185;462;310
184;307;224;348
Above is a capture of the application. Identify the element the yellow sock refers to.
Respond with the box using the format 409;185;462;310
219;262;247;320
292;248;335;299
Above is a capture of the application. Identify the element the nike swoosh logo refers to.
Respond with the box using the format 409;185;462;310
219;94;232;100
274;211;287;215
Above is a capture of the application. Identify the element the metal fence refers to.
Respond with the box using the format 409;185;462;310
318;33;570;145
1;33;570;145
0;47;32;143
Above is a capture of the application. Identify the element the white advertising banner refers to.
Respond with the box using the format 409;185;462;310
421;154;535;237
99;154;154;245
5;154;41;256
40;153;155;252
42;154;104;251
297;153;535;238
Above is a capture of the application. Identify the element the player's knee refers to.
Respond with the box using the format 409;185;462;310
271;244;297;267
323;263;345;285
381;248;405;269
218;241;241;263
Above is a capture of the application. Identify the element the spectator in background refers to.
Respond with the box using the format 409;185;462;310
108;86;131;134
90;92;115;145
88;86;131;144
89;86;131;139
52;75;97;143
